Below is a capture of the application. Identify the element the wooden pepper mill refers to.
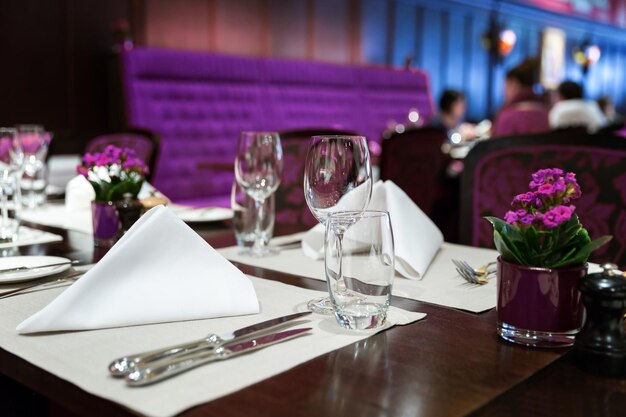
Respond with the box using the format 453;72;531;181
574;263;626;377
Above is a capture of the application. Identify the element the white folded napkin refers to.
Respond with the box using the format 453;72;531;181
65;175;95;211
17;205;259;334
64;175;164;211
302;180;443;279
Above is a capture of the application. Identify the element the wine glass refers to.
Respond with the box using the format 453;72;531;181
304;135;372;314
15;125;52;208
234;132;283;257
0;128;22;242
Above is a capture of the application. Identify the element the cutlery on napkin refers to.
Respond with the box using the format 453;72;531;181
301;180;443;279
16;205;260;334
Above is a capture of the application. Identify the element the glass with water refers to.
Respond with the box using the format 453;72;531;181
231;181;275;250
325;210;395;330
0;129;22;242
16;125;52;208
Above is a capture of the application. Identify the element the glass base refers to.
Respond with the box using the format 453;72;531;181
238;246;279;258
306;296;334;315
497;321;578;348
93;236;117;247
334;301;388;330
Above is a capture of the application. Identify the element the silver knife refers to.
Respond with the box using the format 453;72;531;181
125;327;312;386
108;311;311;377
0;260;79;274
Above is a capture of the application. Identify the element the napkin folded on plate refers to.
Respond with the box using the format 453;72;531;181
65;175;164;211
302;180;443;279
17;205;259;334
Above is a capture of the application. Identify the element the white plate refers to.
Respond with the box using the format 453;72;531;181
172;206;234;223
0;256;72;284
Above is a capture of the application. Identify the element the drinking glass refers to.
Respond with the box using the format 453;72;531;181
231;180;275;250
304;135;372;314
16;125;52;208
325;211;395;330
234;132;283;257
0;128;22;242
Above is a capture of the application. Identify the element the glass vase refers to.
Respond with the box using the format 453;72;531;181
497;257;587;348
91;201;120;247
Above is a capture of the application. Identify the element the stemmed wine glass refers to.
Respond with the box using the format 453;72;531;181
234;132;283;257
0;128;23;242
303;135;372;314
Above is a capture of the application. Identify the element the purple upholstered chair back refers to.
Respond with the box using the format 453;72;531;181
119;48;433;205
461;130;626;267
380;127;449;216
275;128;359;231
85;129;160;181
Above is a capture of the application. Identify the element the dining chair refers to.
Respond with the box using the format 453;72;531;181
276;128;360;231
379;126;450;217
84;128;160;181
460;128;626;267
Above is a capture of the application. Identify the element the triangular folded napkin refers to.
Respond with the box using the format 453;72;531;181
17;206;259;334
302;180;443;279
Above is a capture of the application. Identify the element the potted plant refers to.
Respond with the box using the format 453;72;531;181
486;168;611;348
77;145;148;246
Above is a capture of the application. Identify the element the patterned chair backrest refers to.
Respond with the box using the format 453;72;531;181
380;127;449;216
85;129;160;181
119;48;434;204
275;128;359;231
460;129;626;267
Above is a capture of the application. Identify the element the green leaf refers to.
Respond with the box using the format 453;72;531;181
494;229;525;265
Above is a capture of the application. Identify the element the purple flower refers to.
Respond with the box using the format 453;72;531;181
537;183;556;196
504;211;518;224
76;165;89;177
542;205;575;229
519;214;535;226
529;168;564;189
512;191;536;206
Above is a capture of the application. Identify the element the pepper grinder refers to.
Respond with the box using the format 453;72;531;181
573;263;626;377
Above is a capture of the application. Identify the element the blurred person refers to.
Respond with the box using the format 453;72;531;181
429;89;467;131
597;96;624;127
429;89;480;142
492;58;550;137
549;81;607;133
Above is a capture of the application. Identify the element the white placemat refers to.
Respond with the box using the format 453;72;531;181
20;205;92;234
0;225;64;248
0;275;424;417
220;235;500;313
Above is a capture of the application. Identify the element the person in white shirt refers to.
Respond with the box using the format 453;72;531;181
549;81;607;133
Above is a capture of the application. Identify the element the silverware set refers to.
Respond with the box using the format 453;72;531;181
0;259;80;274
452;260;496;285
109;312;313;386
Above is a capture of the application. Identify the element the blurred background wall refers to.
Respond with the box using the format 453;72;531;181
1;0;624;151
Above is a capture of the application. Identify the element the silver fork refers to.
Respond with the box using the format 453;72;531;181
452;260;496;285
452;260;496;276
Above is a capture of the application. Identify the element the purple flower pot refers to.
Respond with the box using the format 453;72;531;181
497;257;587;348
91;201;120;247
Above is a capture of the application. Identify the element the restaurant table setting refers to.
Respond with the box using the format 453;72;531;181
0;204;425;416
220;180;501;313
19;175;233;235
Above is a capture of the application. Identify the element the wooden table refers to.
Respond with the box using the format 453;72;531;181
1;220;625;417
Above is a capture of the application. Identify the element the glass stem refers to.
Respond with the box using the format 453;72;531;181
253;197;266;252
335;230;344;294
0;189;7;229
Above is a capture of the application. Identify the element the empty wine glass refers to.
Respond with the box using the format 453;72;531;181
234;132;283;257
304;135;372;314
